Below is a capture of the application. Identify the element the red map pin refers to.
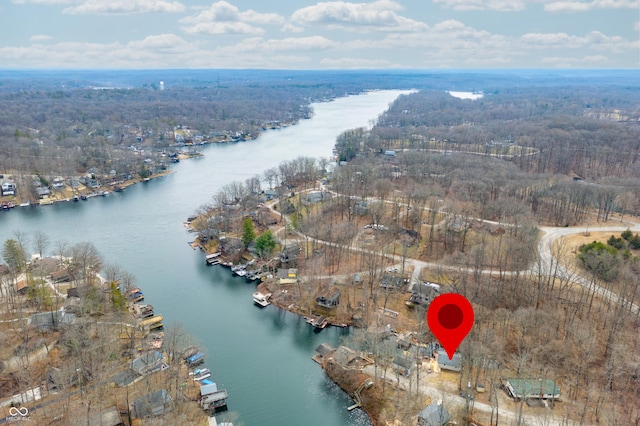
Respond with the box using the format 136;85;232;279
427;293;474;360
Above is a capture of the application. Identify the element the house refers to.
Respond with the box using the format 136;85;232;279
1;179;16;196
436;350;462;372
417;403;450;426
384;150;396;157
277;268;298;285
306;191;332;204
14;280;28;295
264;189;278;200
354;200;368;216
279;245;300;263
133;389;172;418
333;346;361;369
313;343;336;364
316;287;340;308
131;351;166;375
407;282;440;307
381;273;404;290
502;378;561;401
36;186;51;199
30;311;63;329
393;352;415;376
49;268;72;283
88;406;124;426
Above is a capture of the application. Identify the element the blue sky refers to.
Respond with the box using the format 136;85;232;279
1;0;638;69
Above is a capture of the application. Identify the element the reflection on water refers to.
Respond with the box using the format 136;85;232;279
0;90;409;426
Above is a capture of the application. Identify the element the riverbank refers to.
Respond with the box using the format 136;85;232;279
0;170;174;208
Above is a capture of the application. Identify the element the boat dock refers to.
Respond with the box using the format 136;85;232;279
205;252;222;265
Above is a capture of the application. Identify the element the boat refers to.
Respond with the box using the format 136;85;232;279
252;292;271;307
19;200;30;207
191;368;211;381
80;194;87;200
72;195;79;202
186;351;205;367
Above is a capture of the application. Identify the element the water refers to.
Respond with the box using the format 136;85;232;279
0;90;410;425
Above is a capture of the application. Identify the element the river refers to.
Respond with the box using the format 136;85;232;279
0;90;410;426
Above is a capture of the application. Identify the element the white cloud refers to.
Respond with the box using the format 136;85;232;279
63;0;185;15
12;0;73;4
291;0;428;32
521;30;637;52
433;0;526;11
544;0;638;12
180;1;284;35
0;34;200;68
219;36;335;54
31;34;53;41
281;23;305;33
320;57;396;68
433;0;637;11
541;54;608;66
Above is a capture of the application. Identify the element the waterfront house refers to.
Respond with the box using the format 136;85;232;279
1;179;16;196
133;389;173;418
333;346;360;369
316;287;340;308
131;351;166;375
36;186;51;199
313;343;336;364
277;268;298;285
417;402;450;426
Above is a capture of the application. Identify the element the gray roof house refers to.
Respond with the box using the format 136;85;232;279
437;349;462;372
393;353;416;376
133;389;172;418
417;403;450;426
316;287;340;308
131;351;166;375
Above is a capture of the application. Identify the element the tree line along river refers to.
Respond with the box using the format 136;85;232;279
0;90;411;426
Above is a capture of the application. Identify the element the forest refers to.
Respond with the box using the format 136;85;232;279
1;70;639;425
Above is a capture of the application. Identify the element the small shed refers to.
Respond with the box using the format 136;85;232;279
417;403;450;426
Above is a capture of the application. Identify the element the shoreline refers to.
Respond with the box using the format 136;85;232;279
1;170;174;209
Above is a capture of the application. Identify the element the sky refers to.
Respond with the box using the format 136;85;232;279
0;0;638;69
